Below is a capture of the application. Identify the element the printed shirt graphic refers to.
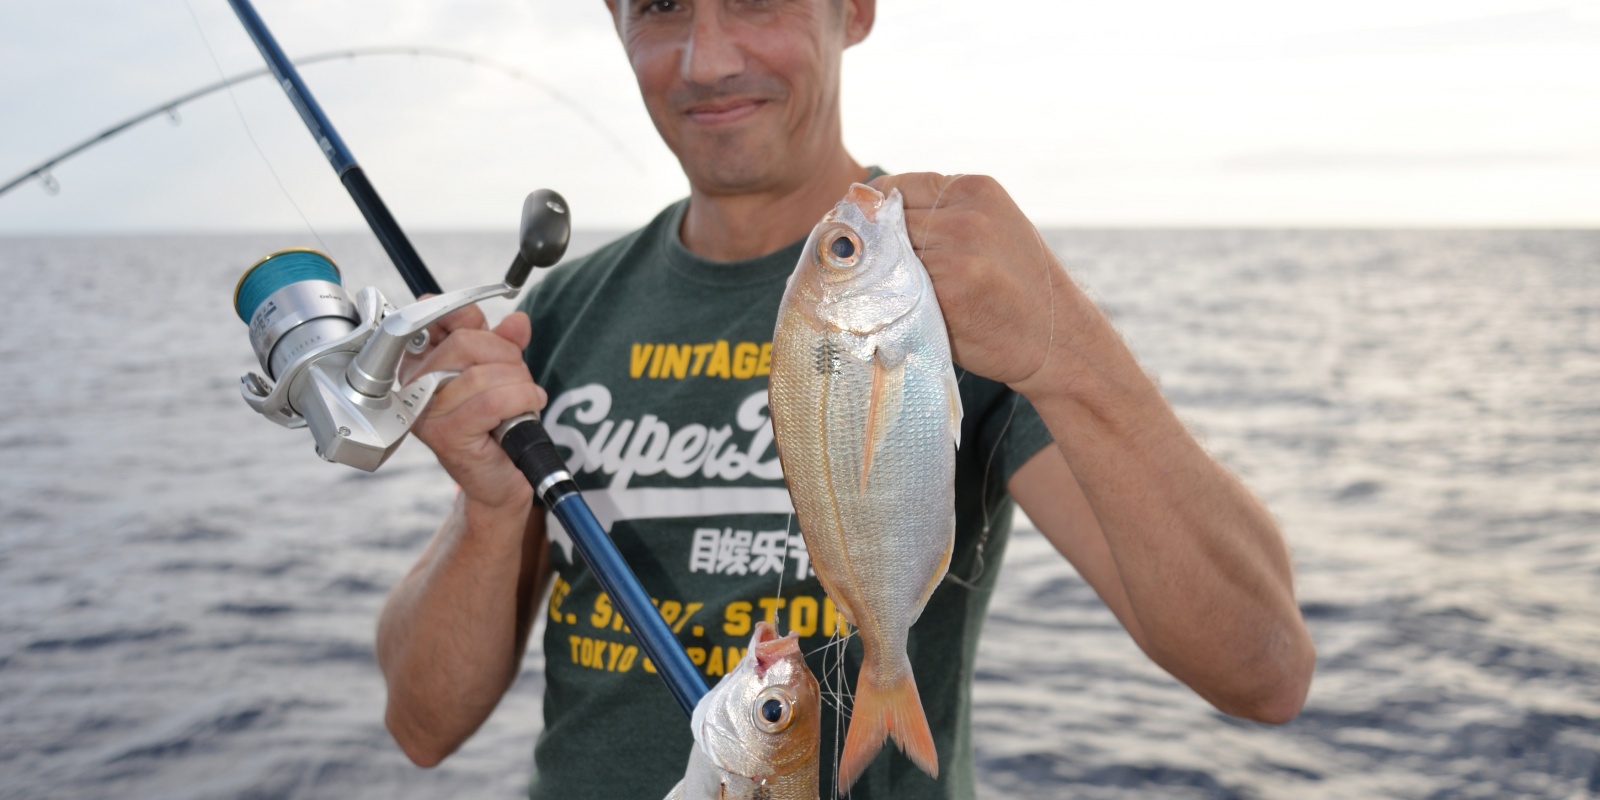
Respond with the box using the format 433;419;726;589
519;185;1053;800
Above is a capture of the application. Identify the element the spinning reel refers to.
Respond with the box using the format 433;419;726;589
233;190;570;471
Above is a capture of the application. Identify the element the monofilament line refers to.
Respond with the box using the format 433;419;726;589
181;0;330;254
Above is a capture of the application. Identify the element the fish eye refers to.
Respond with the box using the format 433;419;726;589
819;228;862;271
830;236;855;260
752;687;795;733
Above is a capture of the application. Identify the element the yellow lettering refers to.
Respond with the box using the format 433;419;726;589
789;595;819;637
687;647;707;666
757;596;787;626
567;635;643;673
642;657;656;674
676;602;704;634
658;600;682;629
706;340;731;378
757;342;771;376
732;342;760;379
690;343;714;376
706;645;725;677
724;601;752;636
648;342;667;378
662;344;690;379
630;344;653;378
548;576;571;623
591;593;613;629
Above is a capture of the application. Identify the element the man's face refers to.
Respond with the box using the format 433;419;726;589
608;0;870;194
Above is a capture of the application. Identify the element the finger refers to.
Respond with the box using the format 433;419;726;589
423;361;546;422
410;326;529;379
900;207;969;256
870;172;946;209
870;172;958;211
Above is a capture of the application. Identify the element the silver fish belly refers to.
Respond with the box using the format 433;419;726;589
768;183;962;791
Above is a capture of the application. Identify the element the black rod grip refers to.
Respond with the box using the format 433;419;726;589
500;418;573;501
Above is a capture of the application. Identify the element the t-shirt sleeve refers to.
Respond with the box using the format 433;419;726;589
977;389;1055;486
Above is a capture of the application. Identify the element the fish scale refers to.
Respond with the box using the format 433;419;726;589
768;183;962;793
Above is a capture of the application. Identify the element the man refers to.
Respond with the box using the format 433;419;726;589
376;1;1315;797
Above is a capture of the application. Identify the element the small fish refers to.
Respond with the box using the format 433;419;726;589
664;621;821;800
768;183;962;790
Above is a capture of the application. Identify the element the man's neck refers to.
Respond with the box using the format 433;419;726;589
679;152;868;262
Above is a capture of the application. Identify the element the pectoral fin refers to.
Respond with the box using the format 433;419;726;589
861;348;906;492
945;367;964;449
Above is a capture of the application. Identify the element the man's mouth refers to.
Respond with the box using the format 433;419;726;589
684;98;767;125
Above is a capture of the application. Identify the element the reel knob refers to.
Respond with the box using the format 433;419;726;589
506;189;571;288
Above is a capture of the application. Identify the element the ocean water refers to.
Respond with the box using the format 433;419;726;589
0;229;1596;799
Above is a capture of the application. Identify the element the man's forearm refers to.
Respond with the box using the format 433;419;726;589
1018;285;1314;722
376;493;546;766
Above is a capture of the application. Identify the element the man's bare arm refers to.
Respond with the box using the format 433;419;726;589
874;172;1314;723
1009;427;1312;723
377;497;550;766
375;302;553;765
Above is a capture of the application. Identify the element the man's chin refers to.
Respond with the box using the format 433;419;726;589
679;145;785;195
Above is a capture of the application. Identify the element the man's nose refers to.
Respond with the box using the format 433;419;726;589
682;5;744;85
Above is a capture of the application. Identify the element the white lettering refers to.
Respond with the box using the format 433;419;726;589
689;528;719;574
663;424;710;478
738;391;784;480
544;384;612;471
543;383;788;492
700;426;735;480
613;414;671;489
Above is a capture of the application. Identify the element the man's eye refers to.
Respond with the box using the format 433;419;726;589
639;0;683;14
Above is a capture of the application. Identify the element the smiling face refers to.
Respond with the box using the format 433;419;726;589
607;0;872;195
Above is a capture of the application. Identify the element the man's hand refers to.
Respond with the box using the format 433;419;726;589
869;172;1080;393
401;302;547;511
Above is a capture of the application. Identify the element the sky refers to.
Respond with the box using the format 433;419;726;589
1;0;1598;232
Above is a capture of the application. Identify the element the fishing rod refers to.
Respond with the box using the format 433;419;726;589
223;0;708;717
0;46;641;200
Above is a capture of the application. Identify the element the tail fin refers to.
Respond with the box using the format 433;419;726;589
837;661;938;792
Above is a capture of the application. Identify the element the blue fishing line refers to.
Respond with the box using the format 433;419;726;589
234;249;339;321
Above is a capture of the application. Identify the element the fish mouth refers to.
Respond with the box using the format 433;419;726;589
844;183;885;222
750;621;801;677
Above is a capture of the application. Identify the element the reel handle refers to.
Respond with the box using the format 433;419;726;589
506;189;571;289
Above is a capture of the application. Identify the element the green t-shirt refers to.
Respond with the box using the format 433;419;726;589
518;186;1053;799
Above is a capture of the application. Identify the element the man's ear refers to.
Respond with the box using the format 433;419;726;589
843;0;876;47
